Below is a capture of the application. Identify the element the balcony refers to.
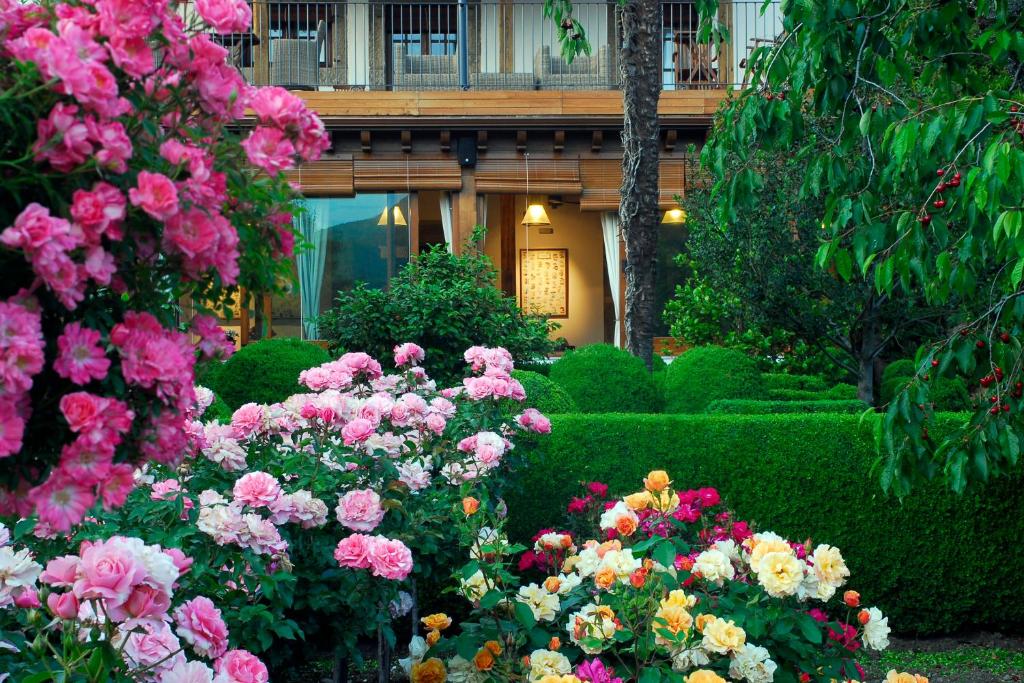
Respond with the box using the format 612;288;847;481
197;0;782;92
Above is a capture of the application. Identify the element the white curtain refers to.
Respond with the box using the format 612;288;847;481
439;192;454;253
601;211;622;348
297;200;328;340
476;195;488;230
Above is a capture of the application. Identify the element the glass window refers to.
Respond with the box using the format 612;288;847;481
277;194;411;340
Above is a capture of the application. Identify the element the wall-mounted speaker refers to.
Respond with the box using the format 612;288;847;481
457;136;477;168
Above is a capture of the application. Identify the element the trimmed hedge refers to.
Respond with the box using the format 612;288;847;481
510;370;578;414
824;383;859;400
761;373;828;392
548;345;661;414
212;338;331;408
516;361;552;377
767;388;824;401
881;360;971;411
705;399;867;414
506;413;1024;635
664;346;764;413
882;359;918;384
203;394;234;424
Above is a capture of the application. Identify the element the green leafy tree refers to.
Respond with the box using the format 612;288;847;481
696;0;1023;493
667;148;958;401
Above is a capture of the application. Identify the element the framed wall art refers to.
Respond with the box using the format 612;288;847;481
519;248;569;318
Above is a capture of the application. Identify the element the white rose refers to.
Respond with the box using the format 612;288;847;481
693;549;735;584
862;607;891;650
729;643;777;683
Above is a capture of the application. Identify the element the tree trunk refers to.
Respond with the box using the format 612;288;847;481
855;313;881;405
618;0;662;370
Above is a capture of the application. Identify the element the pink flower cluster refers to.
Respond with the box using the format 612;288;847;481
516;407;552;434
461;346;526;401
244;87;329;175
298;351;384;391
0;295;43;458
335;488;386;532
333;533;414;581
446;431;512;481
394;342;425;367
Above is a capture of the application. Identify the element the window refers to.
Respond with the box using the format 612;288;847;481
268;2;333;66
386;3;458;84
661;2;719;89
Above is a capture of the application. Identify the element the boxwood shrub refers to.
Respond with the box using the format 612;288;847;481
506;413;1024;635
212;338;331;408
824;383;859;400
511;370;578;414
664;346;764;413
767;388;824;401
548;345;661;413
761;373;828;392
705;399;868;414
881;360;971;411
202;394;234;424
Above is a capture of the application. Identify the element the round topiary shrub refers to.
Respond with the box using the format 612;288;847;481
548;344;661;414
882;359;917;385
214;338;331;409
824;383;859;400
510;370;578;414
202;394;234;424
663;345;765;413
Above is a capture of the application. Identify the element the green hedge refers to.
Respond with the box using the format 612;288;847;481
767;388;824;401
548;345;661;413
211;338;331;408
506;413;1024;636
882;359;918;384
510;370;578;414
824;383;859;400
705;399;868;414
664;346;765;413
202;394;234;424
881;360;971;411
761;373;828;392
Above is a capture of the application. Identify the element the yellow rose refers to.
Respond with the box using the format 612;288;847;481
757;551;804;598
661;589;697;610
701;617;746;654
594;566;616;590
652;490;680;513
461;497;480;516
812;544;850;588
652;604;693;644
544;576;561;593
886;672;929;683
421;613;452;631
483;640;503;655
425;629;441;647
694;613;717;633
685;671;727;683
411;658;447;683
624;491;653;511
644;470;671;492
748;534;793;573
538;677;582;683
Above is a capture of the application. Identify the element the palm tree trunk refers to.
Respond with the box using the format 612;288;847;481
619;0;662;369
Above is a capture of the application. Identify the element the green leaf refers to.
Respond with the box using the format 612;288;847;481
798;616;823;644
638;668;663;683
514;600;537;629
479;589;504;609
834;248;853;281
653;539;678;568
859;110;871;136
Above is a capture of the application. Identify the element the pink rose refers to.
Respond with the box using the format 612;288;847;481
46;591;79;619
393;342;425;367
175;596;229;659
213;649;269;683
13;587;40;608
129;171;179;221
334;489;385;532
333;534;373;569
230;403;267;439
341;417;375;445
120;621;185;674
232;472;281;508
164;548;194;578
368;536;413;580
73;536;142;606
40;555;80;587
115;582;170;621
425;412;446;435
161;661;216;683
517;408;551;434
195;0;252;34
58;391;101;432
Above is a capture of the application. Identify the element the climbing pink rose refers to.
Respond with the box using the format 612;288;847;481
232;472;281;508
333;534;373;569
334;489;385;532
213;649;269;683
368;536;413;580
174;596;229;659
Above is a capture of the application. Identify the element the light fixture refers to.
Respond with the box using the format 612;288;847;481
661;207;687;224
377;205;407;227
520;152;551;226
661;155;688;225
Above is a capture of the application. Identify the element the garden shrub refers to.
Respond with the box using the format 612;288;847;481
506;413;1024;635
824;382;859;399
516;361;552;376
767;388;824;401
214;338;331;408
761;373;828;392
510;370;578;414
882;359;918;384
705;399;868;414
548;344;661;413
663;345;765;413
881;359;971;411
203;393;234;424
318;239;556;386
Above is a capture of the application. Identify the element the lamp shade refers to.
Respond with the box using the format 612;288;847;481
661;208;688;225
377;205;408;227
521;203;551;226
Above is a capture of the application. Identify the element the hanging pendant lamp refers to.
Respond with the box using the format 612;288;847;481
520;152;551;226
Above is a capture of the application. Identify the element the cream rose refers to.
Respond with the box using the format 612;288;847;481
693;549;735;584
812;544;850;589
757;551;804;598
701;617;746;654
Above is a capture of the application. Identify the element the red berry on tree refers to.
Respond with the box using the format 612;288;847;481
1001;332;1012;343
931;359;939;367
1003;404;1011;412
920;214;932;225
977;340;986;348
934;199;946;208
936;169;945;176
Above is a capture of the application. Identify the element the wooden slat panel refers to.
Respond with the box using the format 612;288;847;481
476;158;581;194
354;159;463;191
284;157;355;196
579;158;691;210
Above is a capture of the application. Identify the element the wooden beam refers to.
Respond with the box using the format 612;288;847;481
400;130;412;153
440;130;452;153
499;194;516;296
553;130;565;154
360;130;372;154
515;130;527;153
477;130;488;154
591;130;604;153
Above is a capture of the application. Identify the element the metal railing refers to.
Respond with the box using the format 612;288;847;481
190;0;782;91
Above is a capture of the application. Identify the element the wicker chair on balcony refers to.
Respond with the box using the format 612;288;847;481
534;45;614;90
391;44;459;90
269;20;327;90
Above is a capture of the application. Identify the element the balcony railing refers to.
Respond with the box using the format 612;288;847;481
191;0;782;91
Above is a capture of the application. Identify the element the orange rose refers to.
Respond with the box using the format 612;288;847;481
425;629;441;647
858;609;871;625
461;497;480;516
549;636;561;650
594;566;616;590
843;590;861;608
615;515;638;536
421;613;452;631
411;658;447;683
624;491;653;511
644;470;671;493
473;648;495;671
483;640;502;656
629;569;647;589
678;556;695;572
694;613;716;633
544;576;561;593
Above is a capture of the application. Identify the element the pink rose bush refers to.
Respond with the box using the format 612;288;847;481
0;0;327;529
28;343;549;671
0;523;264;681
414;472;894;682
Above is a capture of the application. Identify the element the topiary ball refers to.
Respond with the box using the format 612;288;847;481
214;338;331;408
663;345;765;413
511;370;578;414
882;359;918;385
548;344;661;414
201;394;234;424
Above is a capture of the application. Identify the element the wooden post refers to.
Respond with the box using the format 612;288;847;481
239;287;250;346
453;167;477;253
251;2;271;84
499;194;517;296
